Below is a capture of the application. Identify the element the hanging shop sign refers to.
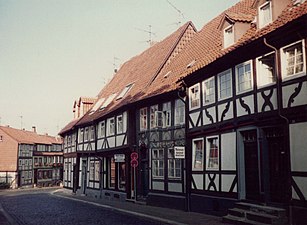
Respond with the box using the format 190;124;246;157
174;146;185;159
114;154;125;162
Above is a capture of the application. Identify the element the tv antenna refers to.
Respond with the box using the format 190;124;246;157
20;115;23;129
135;25;156;46
166;0;185;26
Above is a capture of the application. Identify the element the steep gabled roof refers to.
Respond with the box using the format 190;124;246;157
142;0;307;97
0;126;62;145
74;21;196;126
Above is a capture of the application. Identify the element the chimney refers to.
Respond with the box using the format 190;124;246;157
32;126;36;133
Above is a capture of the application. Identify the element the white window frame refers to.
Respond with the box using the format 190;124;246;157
236;60;253;94
79;128;84;143
117;115;123;134
189;83;200;110
258;1;272;29
150;105;158;129
203;76;216;105
218;69;232;100
90;126;95;140
281;40;306;80
84;127;89;141
175;99;185;125
168;148;181;179
99;121;105;138
155;111;164;128
140;107;148;131
224;25;235;48
256;52;276;87
163;102;172;127
152;149;164;178
107;117;115;136
206;136;219;170
116;83;133;100
192;138;204;171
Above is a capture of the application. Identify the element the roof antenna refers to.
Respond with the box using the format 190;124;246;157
113;57;120;73
20;115;23;130
135;25;156;46
166;0;185;26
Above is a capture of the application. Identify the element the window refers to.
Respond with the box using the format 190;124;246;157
189;83;200;110
224;25;234;48
175;99;185;125
90;126;95;140
100;121;105;138
168;149;181;179
150;105;158;129
192;138;204;171
152;149;164;178
79;129;84;142
94;161;100;181
218;69;232;100
107;118;115;136
206;137;219;170
257;52;276;87
236;61;253;93
281;41;305;79
259;1;272;29
117;115;123;134
84;128;89;141
140;107;147;131
163;102;171;127
118;163;126;190
89;161;95;180
203;77;215;105
116;83;133;100
109;157;116;189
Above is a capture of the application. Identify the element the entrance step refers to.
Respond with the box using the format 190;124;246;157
222;202;288;225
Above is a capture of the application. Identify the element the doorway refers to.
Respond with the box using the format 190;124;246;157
81;160;87;194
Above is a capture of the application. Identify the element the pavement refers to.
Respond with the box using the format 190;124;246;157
0;187;226;225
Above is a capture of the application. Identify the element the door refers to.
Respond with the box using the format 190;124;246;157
242;130;262;201
81;160;87;194
265;128;289;203
73;164;78;193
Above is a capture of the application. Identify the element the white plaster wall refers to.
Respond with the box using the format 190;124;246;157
192;174;203;190
290;122;307;171
257;88;277;112
218;102;234;122
221;132;236;171
189;111;200;128
292;177;307;200
168;182;182;193
236;95;254;117
222;174;237;192
116;135;125;147
108;137;116;148
203;107;216;126
283;81;307;108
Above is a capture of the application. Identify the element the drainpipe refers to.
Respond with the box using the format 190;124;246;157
263;38;292;223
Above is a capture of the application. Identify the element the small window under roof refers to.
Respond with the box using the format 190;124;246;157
89;98;105;114
116;83;134;100
100;93;116;110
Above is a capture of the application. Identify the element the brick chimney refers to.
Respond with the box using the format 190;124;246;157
32;126;36;133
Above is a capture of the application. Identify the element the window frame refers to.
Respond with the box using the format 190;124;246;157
256;52;276;88
152;149;164;178
175;99;185;125
167;148;181;179
192;138;204;171
202;76;216;105
100;121;105;138
150;105;159;129
162;102;172;127
218;69;233;100
189;83;200;110
140;107;148;131
117;114;123;134
206;136;219;170
236;60;253;94
224;24;235;48
281;40;306;80
107;117;115;136
258;1;272;29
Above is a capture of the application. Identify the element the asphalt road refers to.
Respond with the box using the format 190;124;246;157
0;189;165;225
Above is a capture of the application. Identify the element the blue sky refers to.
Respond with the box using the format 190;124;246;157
0;0;239;136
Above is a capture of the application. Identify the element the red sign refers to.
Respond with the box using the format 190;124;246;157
131;152;138;160
131;159;138;168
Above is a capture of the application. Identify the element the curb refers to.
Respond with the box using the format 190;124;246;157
51;190;187;225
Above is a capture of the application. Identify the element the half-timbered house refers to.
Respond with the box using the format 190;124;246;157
151;0;307;223
59;22;196;205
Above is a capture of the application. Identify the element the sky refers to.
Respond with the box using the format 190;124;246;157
0;0;239;136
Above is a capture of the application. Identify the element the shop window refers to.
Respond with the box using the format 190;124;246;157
118;162;126;190
281;41;305;79
218;69;232;100
95;161;100;181
152;149;164;178
109;158;116;189
192;138;204;171
203;76;215;105
89;161;95;180
140;107;148;131
189;83;200;110
236;61;253;93
206;137;219;170
168;149;181;179
257;52;276;87
175;99;185;125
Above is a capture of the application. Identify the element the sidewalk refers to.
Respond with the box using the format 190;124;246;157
52;188;225;225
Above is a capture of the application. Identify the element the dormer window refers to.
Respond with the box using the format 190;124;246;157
259;1;272;29
224;25;234;48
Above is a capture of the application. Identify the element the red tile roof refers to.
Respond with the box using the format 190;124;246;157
0;126;62;145
142;0;307;98
73;21;196;126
